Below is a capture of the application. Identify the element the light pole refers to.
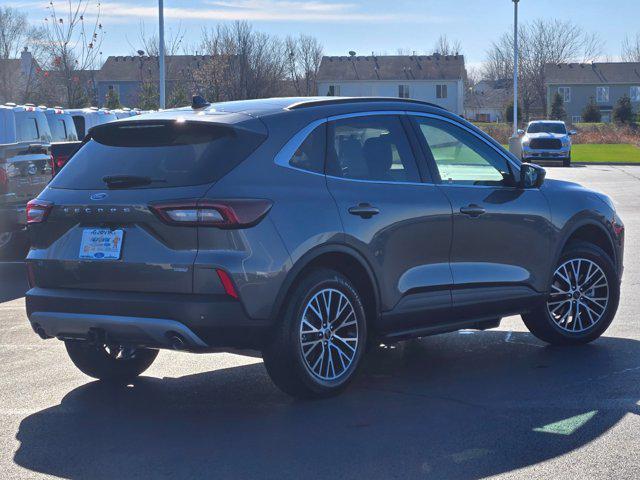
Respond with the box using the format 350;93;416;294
512;0;519;135
158;0;166;109
508;0;522;158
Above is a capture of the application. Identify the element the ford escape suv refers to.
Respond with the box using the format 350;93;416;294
25;97;624;398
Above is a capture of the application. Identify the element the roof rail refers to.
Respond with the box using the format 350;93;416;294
286;97;447;111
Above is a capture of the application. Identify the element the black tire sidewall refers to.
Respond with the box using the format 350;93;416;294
65;340;159;382
264;268;367;398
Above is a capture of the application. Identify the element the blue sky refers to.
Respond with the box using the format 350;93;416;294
11;0;640;67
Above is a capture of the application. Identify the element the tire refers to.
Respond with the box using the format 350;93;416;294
65;340;159;382
563;156;571;168
262;268;368;399
522;242;620;345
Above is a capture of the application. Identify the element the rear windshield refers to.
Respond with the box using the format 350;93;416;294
49;121;266;190
527;122;566;134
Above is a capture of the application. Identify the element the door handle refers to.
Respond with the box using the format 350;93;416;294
348;203;380;219
459;204;486;217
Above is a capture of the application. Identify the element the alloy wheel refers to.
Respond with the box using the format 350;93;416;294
299;288;359;381
547;258;609;333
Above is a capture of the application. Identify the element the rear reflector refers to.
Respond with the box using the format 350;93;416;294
216;268;239;299
26;199;53;224
150;199;272;229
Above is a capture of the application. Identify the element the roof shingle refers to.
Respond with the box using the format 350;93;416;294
317;54;465;82
545;62;640;84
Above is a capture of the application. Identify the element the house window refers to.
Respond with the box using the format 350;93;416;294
557;87;571;103
398;85;410;98
327;85;340;96
436;84;448;99
631;86;640;102
571;115;582;124
596;86;609;103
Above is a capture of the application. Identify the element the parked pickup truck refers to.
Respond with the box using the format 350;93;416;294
0;104;52;257
50;107;118;177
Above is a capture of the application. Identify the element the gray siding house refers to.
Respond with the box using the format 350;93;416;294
95;55;211;107
545;62;640;123
317;54;466;115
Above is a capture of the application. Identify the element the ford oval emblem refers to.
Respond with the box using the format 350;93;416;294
90;193;108;201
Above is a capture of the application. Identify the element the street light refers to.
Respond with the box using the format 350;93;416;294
508;0;522;158
158;0;166;109
512;0;519;135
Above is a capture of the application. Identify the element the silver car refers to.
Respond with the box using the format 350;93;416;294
520;120;576;167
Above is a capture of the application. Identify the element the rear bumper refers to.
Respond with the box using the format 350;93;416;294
26;287;272;351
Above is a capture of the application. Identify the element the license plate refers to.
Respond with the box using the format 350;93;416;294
79;229;124;260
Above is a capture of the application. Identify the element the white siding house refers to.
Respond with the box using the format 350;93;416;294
317;54;466;115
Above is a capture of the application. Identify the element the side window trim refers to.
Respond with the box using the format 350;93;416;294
406;112;521;185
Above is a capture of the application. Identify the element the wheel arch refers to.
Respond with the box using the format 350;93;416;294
270;244;380;330
555;219;617;271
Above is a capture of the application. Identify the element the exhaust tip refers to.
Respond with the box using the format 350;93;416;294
167;333;186;350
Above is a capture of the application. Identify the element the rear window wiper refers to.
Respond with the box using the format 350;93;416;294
102;175;167;188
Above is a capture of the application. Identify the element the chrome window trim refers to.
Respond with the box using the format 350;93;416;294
273;109;521;186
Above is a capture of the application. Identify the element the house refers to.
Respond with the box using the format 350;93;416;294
0;47;39;104
95;55;212;107
316;53;466;115
464;79;511;122
545;62;640;123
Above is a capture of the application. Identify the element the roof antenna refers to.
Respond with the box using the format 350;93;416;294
192;95;210;109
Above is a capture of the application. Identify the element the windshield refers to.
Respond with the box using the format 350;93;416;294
49;121;266;190
527;122;567;134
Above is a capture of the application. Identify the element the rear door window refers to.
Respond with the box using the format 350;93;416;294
326;115;421;183
49;121;267;190
49;117;68;141
15;113;39;142
72;115;86;138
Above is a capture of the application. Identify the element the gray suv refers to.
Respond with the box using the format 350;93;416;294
25;97;624;398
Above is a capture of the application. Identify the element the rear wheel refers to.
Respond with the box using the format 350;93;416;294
262;268;367;398
65;340;158;382
522;242;619;345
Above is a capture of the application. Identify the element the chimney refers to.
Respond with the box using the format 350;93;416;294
20;47;33;77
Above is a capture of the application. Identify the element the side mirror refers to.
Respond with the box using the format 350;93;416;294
517;129;525;135
569;130;577;136
519;163;546;189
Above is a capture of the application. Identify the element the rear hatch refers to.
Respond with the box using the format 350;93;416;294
29;116;267;294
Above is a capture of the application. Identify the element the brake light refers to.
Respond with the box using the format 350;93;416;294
26;199;53;224
150;199;272;228
55;155;70;169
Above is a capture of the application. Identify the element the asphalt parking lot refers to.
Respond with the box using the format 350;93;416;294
1;165;640;480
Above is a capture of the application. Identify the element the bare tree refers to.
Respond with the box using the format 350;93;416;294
285;34;323;96
0;7;48;103
127;20;185;57
483;19;603;119
41;1;104;107
433;34;462;56
622;33;640;62
195;21;289;101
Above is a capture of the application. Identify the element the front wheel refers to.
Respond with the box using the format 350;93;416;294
262;268;368;398
522;242;620;345
65;340;158;382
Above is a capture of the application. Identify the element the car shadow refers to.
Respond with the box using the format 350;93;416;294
13;331;640;479
0;262;28;303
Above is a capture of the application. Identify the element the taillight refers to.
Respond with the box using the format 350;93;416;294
150;199;272;228
26;199;53;224
55;155;70;169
